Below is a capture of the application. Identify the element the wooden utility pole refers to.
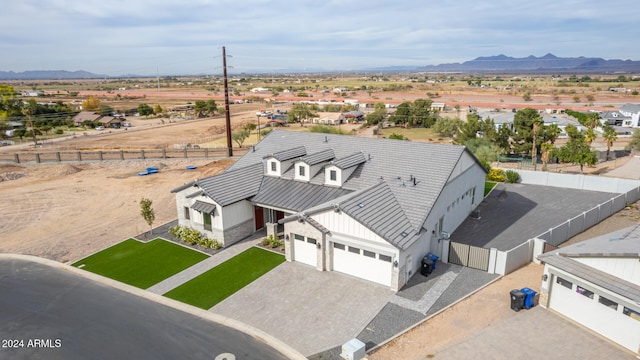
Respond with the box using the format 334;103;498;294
223;46;233;157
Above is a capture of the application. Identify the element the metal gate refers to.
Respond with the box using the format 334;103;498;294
449;242;490;271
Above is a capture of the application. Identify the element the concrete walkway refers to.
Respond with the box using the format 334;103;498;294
389;270;460;314
147;236;263;294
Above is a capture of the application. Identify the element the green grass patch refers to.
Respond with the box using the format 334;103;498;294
72;238;209;289
484;181;497;196
164;247;285;309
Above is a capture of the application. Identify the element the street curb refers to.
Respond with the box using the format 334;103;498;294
0;253;306;360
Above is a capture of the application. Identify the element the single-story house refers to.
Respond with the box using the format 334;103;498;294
172;130;487;291
72;111;102;126
312;112;342;125
98;116;123;128
537;225;640;354
340;111;365;123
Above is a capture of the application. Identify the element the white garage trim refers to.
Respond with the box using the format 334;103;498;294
292;234;316;267
332;242;392;287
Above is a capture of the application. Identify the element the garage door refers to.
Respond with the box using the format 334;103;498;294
293;234;317;267
332;242;392;287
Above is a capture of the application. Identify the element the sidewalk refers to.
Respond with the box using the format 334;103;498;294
146;232;265;295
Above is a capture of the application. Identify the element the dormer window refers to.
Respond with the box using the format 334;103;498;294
299;166;305;177
271;161;277;172
330;170;337;181
325;165;341;186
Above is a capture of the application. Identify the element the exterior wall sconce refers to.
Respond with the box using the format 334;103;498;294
285;234;289;241
393;260;398;268
316;242;321;249
542;274;548;281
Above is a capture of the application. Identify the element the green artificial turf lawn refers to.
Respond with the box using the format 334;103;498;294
72;238;209;289
484;181;497;196
164;247;285;309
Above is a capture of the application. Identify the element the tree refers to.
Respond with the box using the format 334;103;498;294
232;129;250;147
465;138;501;163
494;125;513;154
137;103;154;117
432;117;463;137
387;133;408;140
21;101;38;145
555;124;598;173
139;198;155;236
531;116;544;163
153;104;163;115
286;103;317;126
512;108;543;157
540;142;555;171
543;123;561;144
82;96;101;111
387;102;412;126
602;125;617;160
411;98;434;127
584;128;597;146
626;129;640;152
455;113;480;144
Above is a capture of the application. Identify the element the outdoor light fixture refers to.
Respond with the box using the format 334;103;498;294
285;234;289;241
542;274;548;281
393;260;398;268
316;242;321;249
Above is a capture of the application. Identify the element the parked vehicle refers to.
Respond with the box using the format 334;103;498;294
95;126;104;131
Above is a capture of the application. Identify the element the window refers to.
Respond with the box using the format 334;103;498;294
184;206;190;220
348;246;360;254
307;237;317;245
330;170;337;181
203;213;212;231
598;296;618;310
294;234;304;241
556;276;572;289
363;250;375;258
270;161;277;172
576;286;594;299
299;166;305;177
379;254;392;262
334;243;345;250
623;307;640;321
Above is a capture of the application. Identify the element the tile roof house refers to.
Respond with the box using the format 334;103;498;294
171;130;487;291
537;225;640;354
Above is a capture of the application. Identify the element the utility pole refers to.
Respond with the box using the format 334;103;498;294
223;46;233;157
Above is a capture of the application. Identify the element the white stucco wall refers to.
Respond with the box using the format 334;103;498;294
574;257;640;286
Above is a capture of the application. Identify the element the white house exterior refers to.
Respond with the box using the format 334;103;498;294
617;103;640;128
537;225;640;355
172;130;487;291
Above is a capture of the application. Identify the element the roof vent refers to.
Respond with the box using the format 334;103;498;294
358;203;365;208
324;136;328;143
400;231;408;237
333;204;341;213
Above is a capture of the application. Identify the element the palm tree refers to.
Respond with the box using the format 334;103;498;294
602;125;618;160
584;128;597;147
531;117;544;165
544;123;562;144
541;143;555;171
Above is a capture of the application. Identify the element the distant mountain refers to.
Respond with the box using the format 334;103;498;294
415;54;640;73
0;70;106;80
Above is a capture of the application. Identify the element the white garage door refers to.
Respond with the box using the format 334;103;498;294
332;242;392;287
293;234;317;267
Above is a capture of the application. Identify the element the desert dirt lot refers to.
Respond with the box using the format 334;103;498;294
1;96;639;359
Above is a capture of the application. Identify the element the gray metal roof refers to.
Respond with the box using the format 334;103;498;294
196;163;264;206
251;177;352;212
300;149;335;166
538;254;640;303
191;200;216;214
340;181;418;249
264;146;306;161
331;152;367;170
193;130;482;249
538;223;640;302
620;103;640;114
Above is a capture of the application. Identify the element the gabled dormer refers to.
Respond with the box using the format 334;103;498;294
325;152;367;187
263;146;306;177
294;149;335;182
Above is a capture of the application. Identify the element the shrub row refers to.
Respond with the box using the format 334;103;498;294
169;225;222;250
486;168;520;183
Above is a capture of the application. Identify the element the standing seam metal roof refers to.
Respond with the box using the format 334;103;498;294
331;152;367;169
299;149;335;166
195;163;264;206
251;177;353;212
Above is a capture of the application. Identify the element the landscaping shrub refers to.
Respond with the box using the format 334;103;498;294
261;237;270;246
169;225;220;249
505;170;520;183
486;168;506;182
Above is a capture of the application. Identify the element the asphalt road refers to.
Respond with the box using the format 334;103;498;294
0;258;290;360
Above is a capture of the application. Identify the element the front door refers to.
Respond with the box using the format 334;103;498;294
254;206;264;230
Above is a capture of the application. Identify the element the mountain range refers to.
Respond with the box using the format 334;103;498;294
1;54;639;79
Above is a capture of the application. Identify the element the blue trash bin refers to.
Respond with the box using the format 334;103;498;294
427;253;439;271
520;287;537;309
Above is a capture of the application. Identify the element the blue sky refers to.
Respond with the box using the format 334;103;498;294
1;0;637;76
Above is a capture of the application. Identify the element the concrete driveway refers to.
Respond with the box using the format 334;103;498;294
211;261;395;357
430;306;636;359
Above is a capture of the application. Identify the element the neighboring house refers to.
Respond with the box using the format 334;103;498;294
537;225;640;354
339;111;365;123
312;112;342;125
479;111;582;137
431;102;446;112
98;116;123;128
172;130;487;291
21;90;44;97
72;111;102;126
618;103;640;128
